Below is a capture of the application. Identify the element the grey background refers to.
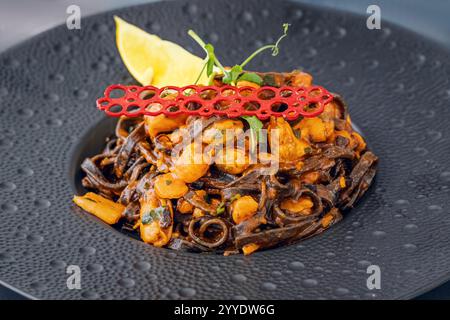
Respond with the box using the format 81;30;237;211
0;0;449;300
1;0;449;52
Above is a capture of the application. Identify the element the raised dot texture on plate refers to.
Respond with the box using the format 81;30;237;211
1;0;450;300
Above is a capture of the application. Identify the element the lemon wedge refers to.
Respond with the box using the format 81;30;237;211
114;16;208;86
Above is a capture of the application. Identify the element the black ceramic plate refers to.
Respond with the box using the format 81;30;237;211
1;0;450;300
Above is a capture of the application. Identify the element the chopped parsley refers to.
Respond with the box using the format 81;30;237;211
142;206;169;225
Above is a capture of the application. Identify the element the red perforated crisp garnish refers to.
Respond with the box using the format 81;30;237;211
97;84;334;120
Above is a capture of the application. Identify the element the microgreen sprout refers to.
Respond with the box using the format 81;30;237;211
188;30;225;84
240;23;291;68
188;23;290;86
215;201;226;215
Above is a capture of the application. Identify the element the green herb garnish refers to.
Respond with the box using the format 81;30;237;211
236;72;263;86
229;194;242;202
242;116;264;138
188;23;290;86
242;115;264;151
188;30;224;84
142;206;168;225
239;23;290;67
215;201;226;215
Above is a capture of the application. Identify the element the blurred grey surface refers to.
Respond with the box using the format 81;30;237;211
0;0;449;52
0;0;449;300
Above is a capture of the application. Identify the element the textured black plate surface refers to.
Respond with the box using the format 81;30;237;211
1;0;450;300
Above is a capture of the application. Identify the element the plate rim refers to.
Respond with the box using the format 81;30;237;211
1;0;449;300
